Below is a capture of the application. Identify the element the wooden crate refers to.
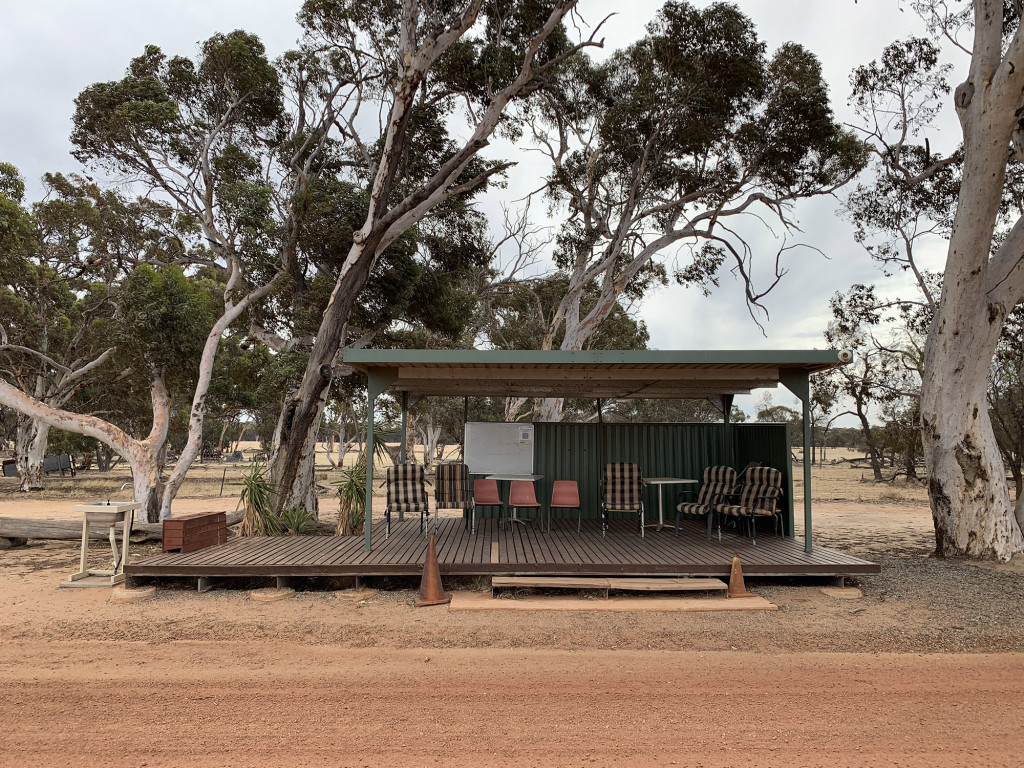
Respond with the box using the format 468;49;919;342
162;511;227;553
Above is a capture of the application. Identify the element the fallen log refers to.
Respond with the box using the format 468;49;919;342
0;511;243;542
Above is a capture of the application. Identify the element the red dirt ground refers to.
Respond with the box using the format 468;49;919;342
2;643;1023;768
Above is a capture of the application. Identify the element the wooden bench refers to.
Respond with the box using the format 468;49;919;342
163;511;227;553
491;576;727;598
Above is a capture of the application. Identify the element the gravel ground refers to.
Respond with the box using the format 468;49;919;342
3;538;1024;654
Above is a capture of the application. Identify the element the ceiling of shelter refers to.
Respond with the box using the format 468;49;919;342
342;351;847;400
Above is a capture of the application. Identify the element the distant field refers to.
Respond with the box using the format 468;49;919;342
0;443;945;507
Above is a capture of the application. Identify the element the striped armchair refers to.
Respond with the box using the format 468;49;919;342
674;465;737;541
600;462;645;538
714;466;784;545
384;464;430;538
434;462;473;531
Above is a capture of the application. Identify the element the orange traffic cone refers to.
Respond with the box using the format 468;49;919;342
415;535;451;607
727;554;755;599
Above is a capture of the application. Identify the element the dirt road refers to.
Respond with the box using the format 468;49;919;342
2;642;1022;768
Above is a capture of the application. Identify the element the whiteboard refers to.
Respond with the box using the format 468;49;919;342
464;422;534;476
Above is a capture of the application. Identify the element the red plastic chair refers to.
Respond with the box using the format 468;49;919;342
508;480;542;527
471;478;503;533
550;480;582;533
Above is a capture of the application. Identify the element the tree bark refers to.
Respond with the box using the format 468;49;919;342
23;421;50;491
0;373;170;524
855;405;884;482
920;1;1024;561
158;278;278;520
266;0;588;511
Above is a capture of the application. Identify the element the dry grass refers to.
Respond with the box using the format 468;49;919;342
0;445;944;509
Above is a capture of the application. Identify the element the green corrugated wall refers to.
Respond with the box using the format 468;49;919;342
471;421;794;536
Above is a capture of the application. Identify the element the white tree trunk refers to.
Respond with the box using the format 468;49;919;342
22;421;50;491
537;398;563;423
0;373;170;524
14;413;32;491
159;278;278;520
418;424;442;470
921;4;1024;561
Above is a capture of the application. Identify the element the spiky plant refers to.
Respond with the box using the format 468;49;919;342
239;460;280;536
334;456;368;536
281;505;317;535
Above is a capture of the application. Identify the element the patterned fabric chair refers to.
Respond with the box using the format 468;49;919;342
434;462;473;531
714;466;784;545
674;466;737;541
384;463;430;538
600;462;645;538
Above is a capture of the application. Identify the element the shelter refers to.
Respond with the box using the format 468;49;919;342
343;349;851;552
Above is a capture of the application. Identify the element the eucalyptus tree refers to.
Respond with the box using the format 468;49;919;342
0;170;155;491
850;2;1024;560
518;1;866;420
480;272;649;420
267;0;604;513
989;304;1024;508
845;36;960;310
824;285;912;481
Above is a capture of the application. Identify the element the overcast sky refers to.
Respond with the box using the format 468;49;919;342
0;1;960;419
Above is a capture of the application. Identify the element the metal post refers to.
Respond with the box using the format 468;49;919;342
364;369;397;551
722;394;735;468
801;395;812;552
780;371;813;553
400;390;408;464
364;393;376;552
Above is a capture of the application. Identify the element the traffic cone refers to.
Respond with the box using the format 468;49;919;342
727;554;755;599
415;535;451;607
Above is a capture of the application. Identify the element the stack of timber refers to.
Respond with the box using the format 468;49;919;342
162;511;228;553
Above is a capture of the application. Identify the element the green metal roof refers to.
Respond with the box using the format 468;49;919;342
341;349;848;399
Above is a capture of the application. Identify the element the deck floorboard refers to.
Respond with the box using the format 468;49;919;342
127;518;879;579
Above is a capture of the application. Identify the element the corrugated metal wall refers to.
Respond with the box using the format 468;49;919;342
471;421;794;535
733;423;794;534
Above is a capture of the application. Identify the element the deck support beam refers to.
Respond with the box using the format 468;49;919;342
781;370;813;553
365;368;397;551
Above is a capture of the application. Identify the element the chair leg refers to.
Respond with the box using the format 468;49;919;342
674;509;681;537
385;508;391;540
705;509;712;540
577;507;582;534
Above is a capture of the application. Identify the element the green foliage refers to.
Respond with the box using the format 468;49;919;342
280;505;318;535
239;460;281;536
72;34;284;174
334;460;367;536
115;264;212;383
485;273;649;352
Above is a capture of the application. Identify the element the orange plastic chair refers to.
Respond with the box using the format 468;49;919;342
550;480;581;533
508;480;542;527
472;478;504;532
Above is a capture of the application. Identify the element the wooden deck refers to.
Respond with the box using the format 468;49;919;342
127;518;879;580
